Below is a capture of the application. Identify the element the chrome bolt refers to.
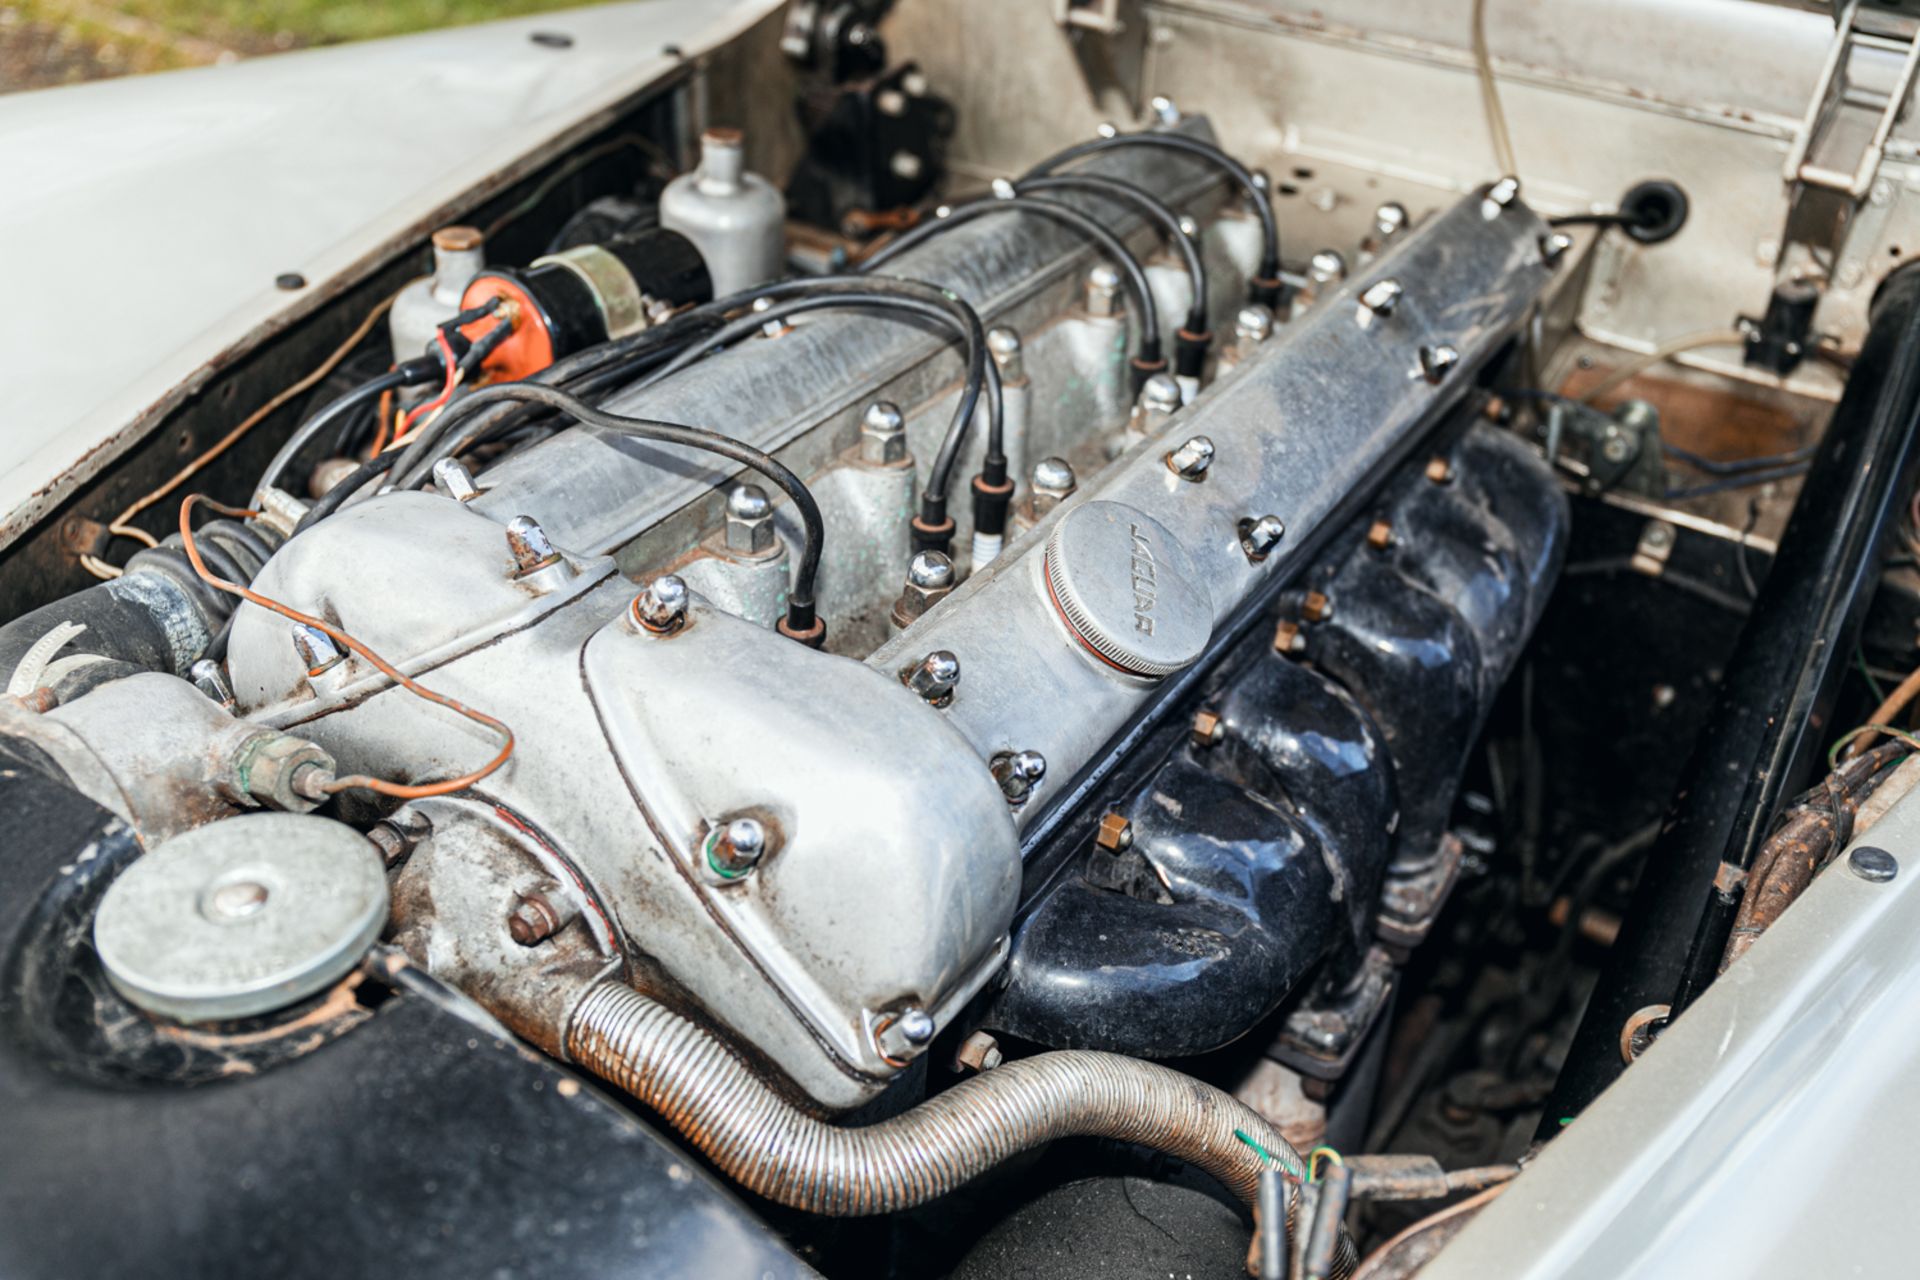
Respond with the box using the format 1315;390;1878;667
1373;202;1409;240
190;658;236;710
1031;457;1078;516
1085;263;1123;317
1418;343;1461;384
1250;169;1273;198
891;551;956;627
860;400;908;465
987;326;1024;379
1150;94;1181;126
505;515;559;575
1309;249;1347;287
889;150;924;182
1096;121;1120;139
1139;372;1183;417
1486;175;1521;210
991;749;1047;805
875;87;907;117
1359;279;1403;319
724;483;776;554
1166;435;1215;480
904;649;960;705
1239;514;1287;562
1176;214;1201;240
432;457;480;503
707;817;767;877
1234;305;1275;346
991;176;1017;200
1540;231;1574;268
876;1007;937;1064
291;623;344;677
633;574;689;633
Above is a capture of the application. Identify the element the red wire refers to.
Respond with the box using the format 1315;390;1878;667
398;329;459;437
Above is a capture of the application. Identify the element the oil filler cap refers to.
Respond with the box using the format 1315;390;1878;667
1043;500;1212;678
93;813;389;1024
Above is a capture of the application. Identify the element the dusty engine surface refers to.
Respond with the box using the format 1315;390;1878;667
22;2;1920;1276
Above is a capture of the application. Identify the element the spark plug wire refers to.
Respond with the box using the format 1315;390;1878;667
179;493;515;800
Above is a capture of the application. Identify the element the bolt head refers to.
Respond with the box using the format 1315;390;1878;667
1176;214;1201;239
1540;231;1574;267
1235;305;1275;344
1373;203;1409;238
1095;811;1134;851
904;649;961;704
1240;514;1287;561
1150;94;1180;126
724;483;776;554
1032;456;1078;499
291;623;344;677
1425;456;1454;484
1166;434;1215;479
505;515;560;575
908;551;956;591
889;150;924;181
1140;373;1183;415
992;749;1047;804
633;574;689;633
1359;278;1404;319
709;817;767;876
1419;343;1461;384
1086;263;1123;316
1309;249;1347;286
1302;590;1332;623
1486;176;1521;210
898;1007;936;1044
875;87;907;117
1096;121;1120;139
991;176;1017;200
432;457;480;502
1190;708;1224;749
860;400;908;465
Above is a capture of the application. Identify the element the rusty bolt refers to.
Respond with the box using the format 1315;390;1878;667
1425;455;1454;485
1367;520;1393;550
633;574;690;633
954;1030;1004;1074
1190;709;1224;749
1482;395;1508;423
1302;591;1333;623
1096;811;1134;853
508;892;565;946
366;822;412;868
505;515;560;576
1273;619;1304;654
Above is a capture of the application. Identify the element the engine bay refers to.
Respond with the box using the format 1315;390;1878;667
9;2;1920;1276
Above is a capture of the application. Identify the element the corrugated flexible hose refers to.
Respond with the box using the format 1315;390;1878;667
567;981;1357;1273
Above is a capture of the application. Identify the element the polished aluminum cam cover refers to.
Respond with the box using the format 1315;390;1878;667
1043;499;1213;678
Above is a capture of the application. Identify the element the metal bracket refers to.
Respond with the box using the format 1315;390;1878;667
1783;2;1920;201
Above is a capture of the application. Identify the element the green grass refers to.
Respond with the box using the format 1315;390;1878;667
19;0;612;64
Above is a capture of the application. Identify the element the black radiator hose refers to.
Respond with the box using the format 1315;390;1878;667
0;520;271;691
1544;263;1920;1129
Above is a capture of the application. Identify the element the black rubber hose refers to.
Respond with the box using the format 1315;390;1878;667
860;195;1163;369
1015;173;1208;332
439;383;825;632
256;365;424;497
1023;131;1280;287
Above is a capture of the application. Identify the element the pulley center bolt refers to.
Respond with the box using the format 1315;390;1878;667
633;574;689;634
706;817;767;879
